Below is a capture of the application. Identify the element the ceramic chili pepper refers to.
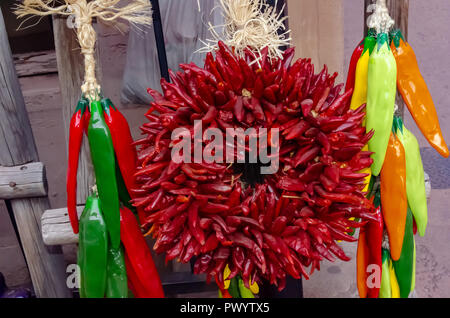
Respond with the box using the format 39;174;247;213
395;117;428;236
78;193;108;298
379;249;392;298
356;227;369;298
350;33;377;111
101;98;146;222
365;191;383;298
120;207;164;298
393;207;414;298
366;32;397;176
124;251;152;298
88;100;121;248
349;34;377;193
227;276;240;298
390;29;449;158
105;245;128;298
380;130;407;261
389;258;400;298
238;276;255;298
66;97;89;234
345;39;365;92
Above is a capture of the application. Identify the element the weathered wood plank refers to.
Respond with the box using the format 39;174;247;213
0;162;47;200
286;0;345;83
0;9;71;298
53;16;96;206
42;206;82;246
13;50;57;77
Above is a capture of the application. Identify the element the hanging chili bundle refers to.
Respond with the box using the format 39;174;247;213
133;40;375;290
68;98;164;297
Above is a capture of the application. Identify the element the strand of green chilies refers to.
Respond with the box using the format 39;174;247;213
88;100;121;248
366;32;397;176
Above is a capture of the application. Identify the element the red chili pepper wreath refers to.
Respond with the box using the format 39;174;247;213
132;41;376;291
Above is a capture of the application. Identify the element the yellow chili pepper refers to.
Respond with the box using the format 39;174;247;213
389;259;401;298
350;35;377;193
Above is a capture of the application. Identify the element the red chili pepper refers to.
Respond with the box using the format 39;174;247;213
124;251;153;298
188;202;206;245
120;207;164;297
66;98;89;234
363;193;383;298
345;40;364;92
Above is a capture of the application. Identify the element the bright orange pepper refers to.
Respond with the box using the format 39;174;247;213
356;228;369;298
390;29;449;158
380;131;408;261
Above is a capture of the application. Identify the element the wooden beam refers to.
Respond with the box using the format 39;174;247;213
387;0;409;118
42;206;82;246
13;50;57;77
52;16;96;206
0;8;71;298
286;0;345;83
0;162;47;200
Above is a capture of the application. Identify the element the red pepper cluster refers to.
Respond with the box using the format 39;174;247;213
132;41;375;290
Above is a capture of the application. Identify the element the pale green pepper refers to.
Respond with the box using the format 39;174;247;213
238;277;255;298
366;33;397;176
379;249;392;298
395;117;428;236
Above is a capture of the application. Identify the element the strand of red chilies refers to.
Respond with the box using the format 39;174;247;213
132;41;376;291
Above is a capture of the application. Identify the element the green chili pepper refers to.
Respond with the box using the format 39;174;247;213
395;117;428;236
237;277;254;298
393;207;414;298
78;194;108;298
379;249;392;298
88;100;121;248
366;32;397;176
105;245;128;298
228;277;240;298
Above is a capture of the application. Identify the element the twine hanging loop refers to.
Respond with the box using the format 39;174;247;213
367;0;395;34
15;0;152;101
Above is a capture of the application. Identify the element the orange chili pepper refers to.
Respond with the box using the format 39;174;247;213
356;228;369;298
390;29;449;158
380;131;407;261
